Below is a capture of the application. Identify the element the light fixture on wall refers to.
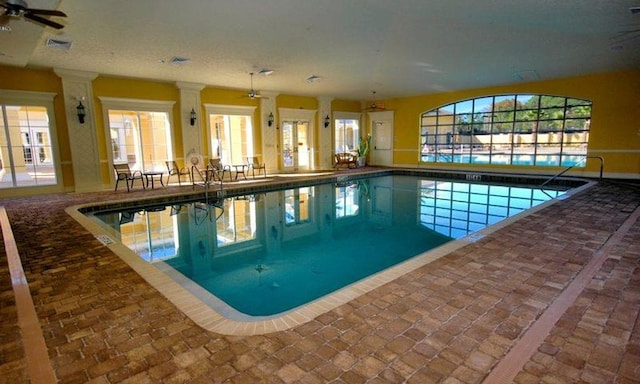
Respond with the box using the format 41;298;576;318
76;101;86;124
267;112;274;127
324;114;330;128
190;108;197;126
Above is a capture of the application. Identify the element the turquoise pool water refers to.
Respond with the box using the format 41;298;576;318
92;175;565;317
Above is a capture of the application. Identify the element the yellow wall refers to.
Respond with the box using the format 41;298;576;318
276;94;317;110
385;69;640;177
1;65;638;197
332;99;361;113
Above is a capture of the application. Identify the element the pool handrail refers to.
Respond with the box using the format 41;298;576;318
540;155;603;197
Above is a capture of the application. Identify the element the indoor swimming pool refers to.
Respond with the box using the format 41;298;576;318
87;174;569;319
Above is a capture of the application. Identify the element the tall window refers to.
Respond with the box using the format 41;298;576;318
206;105;256;165
101;97;175;172
0;91;59;189
420;94;591;167
334;112;360;154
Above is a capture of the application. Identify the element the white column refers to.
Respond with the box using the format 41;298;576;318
260;92;278;174
176;82;205;160
317;96;334;170
53;68;101;192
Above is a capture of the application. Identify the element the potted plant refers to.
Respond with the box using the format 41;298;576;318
356;134;371;167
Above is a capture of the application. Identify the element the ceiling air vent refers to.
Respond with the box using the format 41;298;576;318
169;56;190;65
46;38;72;51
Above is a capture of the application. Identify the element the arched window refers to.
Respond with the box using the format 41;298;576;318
420;94;591;167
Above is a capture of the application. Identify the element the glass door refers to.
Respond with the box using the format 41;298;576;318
281;120;310;172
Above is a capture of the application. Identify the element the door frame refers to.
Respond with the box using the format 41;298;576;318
278;108;316;172
368;110;394;166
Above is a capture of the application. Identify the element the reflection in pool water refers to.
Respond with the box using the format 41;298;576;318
92;175;565;317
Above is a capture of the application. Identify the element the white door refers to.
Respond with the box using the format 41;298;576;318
369;111;394;166
281;120;311;172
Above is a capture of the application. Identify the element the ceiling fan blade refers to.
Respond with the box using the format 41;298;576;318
23;8;66;17
23;12;64;29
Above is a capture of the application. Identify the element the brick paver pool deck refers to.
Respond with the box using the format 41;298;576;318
1;170;638;383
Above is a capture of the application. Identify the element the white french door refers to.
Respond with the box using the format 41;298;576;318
281;120;311;172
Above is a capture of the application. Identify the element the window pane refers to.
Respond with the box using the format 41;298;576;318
566;98;590;107
517;95;539;109
540;96;566;108
474;97;493;113
538;120;563;133
455;100;473;114
515;109;539;121
566;105;591;119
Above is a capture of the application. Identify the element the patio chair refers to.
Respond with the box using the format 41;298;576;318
165;160;191;185
247;156;267;178
113;164;145;192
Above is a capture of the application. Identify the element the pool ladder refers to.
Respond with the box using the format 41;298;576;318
540;156;604;197
191;165;225;198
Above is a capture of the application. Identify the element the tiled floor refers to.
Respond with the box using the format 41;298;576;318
1;170;639;384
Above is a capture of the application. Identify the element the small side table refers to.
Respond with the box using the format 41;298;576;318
232;164;247;180
143;171;164;189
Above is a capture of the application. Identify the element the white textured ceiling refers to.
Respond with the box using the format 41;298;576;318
1;0;639;100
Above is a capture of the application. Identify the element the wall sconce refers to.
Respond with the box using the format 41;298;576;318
76;101;86;124
190;108;197;126
267;112;274;127
324;114;330;128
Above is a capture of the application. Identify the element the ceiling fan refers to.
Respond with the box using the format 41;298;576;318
0;0;66;30
363;91;385;111
246;72;263;99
